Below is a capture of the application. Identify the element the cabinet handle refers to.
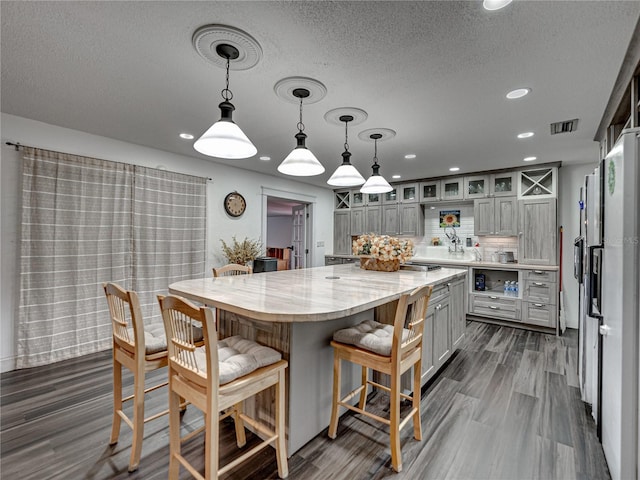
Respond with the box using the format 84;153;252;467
534;303;545;307
533;270;544;274
436;304;442;310
489;295;498;299
533;282;545;286
490;306;499;310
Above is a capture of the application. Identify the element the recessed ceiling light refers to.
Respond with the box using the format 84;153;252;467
179;133;194;140
392;175;401;179
517;132;535;139
259;156;271;161
506;88;531;99
449;167;460;172
523;156;537;162
404;154;416;159
483;0;513;11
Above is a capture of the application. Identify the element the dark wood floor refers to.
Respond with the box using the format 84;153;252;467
1;322;610;480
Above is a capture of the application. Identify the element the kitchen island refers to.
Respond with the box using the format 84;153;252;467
169;263;467;454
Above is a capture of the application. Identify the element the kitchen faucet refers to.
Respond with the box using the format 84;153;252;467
444;226;464;254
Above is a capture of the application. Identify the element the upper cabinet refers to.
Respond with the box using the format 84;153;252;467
518;167;557;199
419;180;440;202
399;183;419;203
440;177;464;201
383;187;398;204
351;190;381;207
490;172;518;197
464;175;490;199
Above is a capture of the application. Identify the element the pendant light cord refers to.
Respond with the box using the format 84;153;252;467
373;138;379;165
221;56;233;101
343;120;349;151
297;97;305;133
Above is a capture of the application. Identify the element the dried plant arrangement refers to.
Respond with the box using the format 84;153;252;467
219;236;263;266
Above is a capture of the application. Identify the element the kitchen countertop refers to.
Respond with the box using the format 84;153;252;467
169;263;467;323
326;254;559;272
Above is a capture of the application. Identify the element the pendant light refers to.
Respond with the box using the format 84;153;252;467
277;88;324;176
327;115;365;187
193;44;257;159
361;133;393;194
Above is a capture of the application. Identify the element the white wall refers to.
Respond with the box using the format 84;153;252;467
0;113;334;372
267;216;293;247
558;162;598;329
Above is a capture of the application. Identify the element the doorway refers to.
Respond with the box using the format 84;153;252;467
262;188;315;269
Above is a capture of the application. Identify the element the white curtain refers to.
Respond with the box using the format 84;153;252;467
17;148;206;368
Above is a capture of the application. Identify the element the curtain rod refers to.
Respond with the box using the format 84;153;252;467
4;141;213;181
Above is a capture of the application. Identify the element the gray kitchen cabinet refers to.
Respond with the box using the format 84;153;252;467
333;210;352;255
490;172;518;197
450;278;466;349
350;207;365;235
441;177;464;201
381;204;399;235
421;303;436;381
464;174;490;199
474;196;517;236
419;180;440;202
432;295;451;369
399;203;424;236
365;205;381;234
518;198;557;265
399;183;419;203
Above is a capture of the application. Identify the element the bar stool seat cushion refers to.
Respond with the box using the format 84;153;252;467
333;320;411;356
193;335;282;385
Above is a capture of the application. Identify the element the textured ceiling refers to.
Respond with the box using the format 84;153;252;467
2;1;639;189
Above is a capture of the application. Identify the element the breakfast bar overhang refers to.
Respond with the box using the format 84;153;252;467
169;263;467;454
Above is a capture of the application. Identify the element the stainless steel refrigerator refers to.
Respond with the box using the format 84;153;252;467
577;129;640;480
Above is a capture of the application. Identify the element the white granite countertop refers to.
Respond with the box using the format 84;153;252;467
169;264;467;323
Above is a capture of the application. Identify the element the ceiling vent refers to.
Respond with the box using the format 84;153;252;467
550;118;579;135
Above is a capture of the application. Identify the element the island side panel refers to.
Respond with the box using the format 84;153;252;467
289;310;371;454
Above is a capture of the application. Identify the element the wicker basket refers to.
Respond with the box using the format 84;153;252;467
359;256;400;272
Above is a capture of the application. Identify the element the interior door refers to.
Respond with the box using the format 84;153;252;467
292;204;307;269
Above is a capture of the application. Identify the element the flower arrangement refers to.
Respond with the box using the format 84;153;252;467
220;236;263;266
352;234;414;271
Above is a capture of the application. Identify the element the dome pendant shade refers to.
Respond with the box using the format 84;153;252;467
361;163;393;193
194;102;257;158
277;132;325;176
327;150;365;186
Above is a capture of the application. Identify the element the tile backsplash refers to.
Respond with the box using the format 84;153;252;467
421;202;518;261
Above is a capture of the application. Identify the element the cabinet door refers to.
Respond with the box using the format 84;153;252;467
421;303;436;383
365;205;381;234
450;279;466;349
383;188;398;204
491;172;517;197
419;180;440;202
433;296;451;369
399;183;419;203
518;198;557;265
334;190;350;210
474;198;494;235
440;177;464;200
333;211;351;255
518;167;557;198
464;175;490;199
350;207;365;235
399;203;423;236
381;204;399;235
351;190;366;208
366;192;382;206
494;196;518;236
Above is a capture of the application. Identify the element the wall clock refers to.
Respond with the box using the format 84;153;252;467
224;191;246;217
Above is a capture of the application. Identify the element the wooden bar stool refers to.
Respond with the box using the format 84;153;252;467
212;263;252;277
157;294;288;479
328;284;433;472
103;282;172;472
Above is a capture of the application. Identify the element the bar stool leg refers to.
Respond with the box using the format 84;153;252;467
110;356;122;445
390;372;402;472
233;402;247;448
128;369;145;472
412;361;422;441
359;366;368;410
275;368;288;478
168;378;181;480
328;352;341;439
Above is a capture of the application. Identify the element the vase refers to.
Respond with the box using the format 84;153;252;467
359;256;400;272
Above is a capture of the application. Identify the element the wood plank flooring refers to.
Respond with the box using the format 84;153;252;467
1;322;610;479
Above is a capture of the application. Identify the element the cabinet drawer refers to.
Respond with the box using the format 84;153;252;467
342;257;357;264
523;279;556;304
470;295;520;321
430;282;450;303
522;301;557;328
522;269;557;283
325;256;343;265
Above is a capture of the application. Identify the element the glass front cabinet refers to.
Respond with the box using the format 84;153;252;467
441;177;464;201
419;180;440;202
490;172;517;197
464;175;490;199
